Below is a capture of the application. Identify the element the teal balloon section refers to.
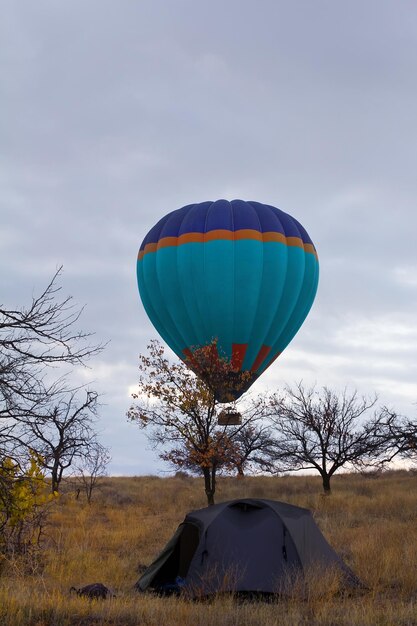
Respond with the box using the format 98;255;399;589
137;199;319;401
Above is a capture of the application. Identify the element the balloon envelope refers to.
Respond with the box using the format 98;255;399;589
137;199;319;401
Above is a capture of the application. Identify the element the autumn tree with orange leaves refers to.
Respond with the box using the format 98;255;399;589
127;340;269;505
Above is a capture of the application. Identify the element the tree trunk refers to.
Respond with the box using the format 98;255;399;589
51;462;60;493
86;478;94;504
203;467;215;506
321;472;331;494
236;463;245;479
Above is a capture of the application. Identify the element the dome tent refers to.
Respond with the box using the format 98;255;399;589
135;499;360;597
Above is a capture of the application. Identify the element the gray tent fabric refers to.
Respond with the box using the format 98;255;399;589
135;499;360;597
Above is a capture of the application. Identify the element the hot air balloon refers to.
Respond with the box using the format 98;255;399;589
137;199;318;407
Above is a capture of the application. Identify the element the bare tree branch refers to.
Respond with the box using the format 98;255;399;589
26;389;99;492
0;269;106;497
267;383;400;493
72;441;111;503
0;267;104;428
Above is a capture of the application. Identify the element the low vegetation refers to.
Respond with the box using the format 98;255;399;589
0;471;416;625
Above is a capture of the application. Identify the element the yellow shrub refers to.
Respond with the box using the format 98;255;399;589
0;453;57;555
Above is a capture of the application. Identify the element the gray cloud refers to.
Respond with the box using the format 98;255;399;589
2;0;417;472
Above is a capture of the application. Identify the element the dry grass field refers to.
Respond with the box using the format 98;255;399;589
0;471;416;626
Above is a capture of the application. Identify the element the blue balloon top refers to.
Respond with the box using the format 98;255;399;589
139;199;316;255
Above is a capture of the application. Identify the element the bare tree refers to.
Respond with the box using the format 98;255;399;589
231;424;276;477
268;384;396;493
0;269;105;486
28;390;99;493
396;418;417;461
375;409;417;464
73;441;111;503
128;340;267;505
0;267;102;426
0;269;106;559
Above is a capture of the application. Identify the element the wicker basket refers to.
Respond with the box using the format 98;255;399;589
217;410;242;426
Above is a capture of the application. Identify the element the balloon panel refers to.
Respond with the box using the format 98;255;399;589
137;200;319;400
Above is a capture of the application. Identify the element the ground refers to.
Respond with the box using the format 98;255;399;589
0;471;416;626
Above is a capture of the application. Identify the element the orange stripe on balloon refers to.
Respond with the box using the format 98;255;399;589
234;229;263;242
304;243;318;258
262;232;287;244
204;229;235;242
178;232;205;245
138;230;318;259
232;343;248;370
286;236;304;249
157;237;178;250
138;242;158;259
251;345;271;372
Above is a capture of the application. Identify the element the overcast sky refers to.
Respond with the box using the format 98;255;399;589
2;1;417;474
